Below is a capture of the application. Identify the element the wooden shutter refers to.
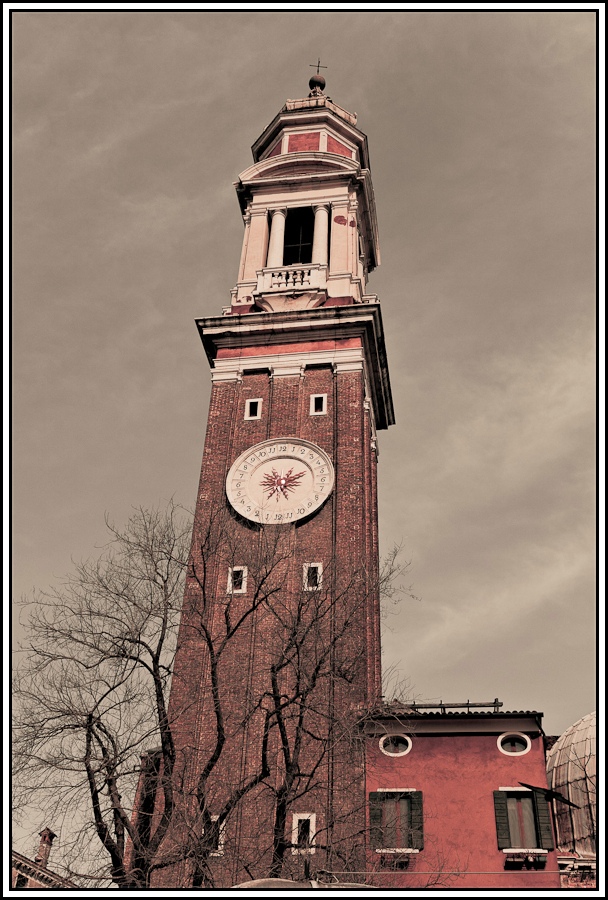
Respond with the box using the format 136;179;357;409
493;791;511;849
369;792;384;850
409;791;424;850
533;791;555;850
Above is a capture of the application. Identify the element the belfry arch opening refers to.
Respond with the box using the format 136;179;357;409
283;207;314;266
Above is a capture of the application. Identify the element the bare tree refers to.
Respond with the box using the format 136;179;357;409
13;502;413;888
13;502;192;887
147;526;410;888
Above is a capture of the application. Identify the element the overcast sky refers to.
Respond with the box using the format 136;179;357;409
11;8;597;745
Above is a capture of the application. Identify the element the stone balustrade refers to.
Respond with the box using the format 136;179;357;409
257;263;327;293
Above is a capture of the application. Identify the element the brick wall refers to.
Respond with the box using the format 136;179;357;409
287;132;320;152
149;351;381;887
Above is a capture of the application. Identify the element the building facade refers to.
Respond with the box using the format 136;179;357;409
364;703;560;889
147;74;393;888
11;829;76;890
132;77;562;891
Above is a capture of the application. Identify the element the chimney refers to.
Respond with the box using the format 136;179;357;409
34;828;56;868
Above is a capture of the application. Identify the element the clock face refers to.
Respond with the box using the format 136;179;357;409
226;438;334;525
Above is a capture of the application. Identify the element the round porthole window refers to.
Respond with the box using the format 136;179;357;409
379;734;412;756
497;732;532;756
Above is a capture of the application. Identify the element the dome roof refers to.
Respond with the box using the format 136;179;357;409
546;712;596;857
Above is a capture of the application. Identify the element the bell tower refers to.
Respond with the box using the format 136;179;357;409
230;70;380;314
152;75;394;887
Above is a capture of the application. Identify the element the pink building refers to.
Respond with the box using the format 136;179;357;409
364;701;561;890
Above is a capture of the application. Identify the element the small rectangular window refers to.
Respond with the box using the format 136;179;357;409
204;815;226;857
303;563;322;591
227;566;247;594
245;399;262;420
292;813;316;854
310;394;327;416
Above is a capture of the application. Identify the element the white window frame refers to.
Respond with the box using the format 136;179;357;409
309;394;327;416
379;734;413;757
303;563;323;591
227;566;247;594
291;812;316;854
205;815;226;857
245;398;263;420
497;733;532;756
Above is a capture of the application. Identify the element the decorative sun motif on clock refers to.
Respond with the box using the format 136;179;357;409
260;467;306;502
226;438;335;525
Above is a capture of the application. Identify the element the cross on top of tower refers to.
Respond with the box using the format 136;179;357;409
308;58;327;97
309;58;328;75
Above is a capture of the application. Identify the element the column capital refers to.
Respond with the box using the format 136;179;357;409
269;207;287;218
313;203;330;213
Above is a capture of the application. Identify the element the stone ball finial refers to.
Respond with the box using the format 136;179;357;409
308;73;326;95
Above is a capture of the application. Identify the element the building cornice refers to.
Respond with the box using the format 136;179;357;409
234;158;379;270
12;851;76;888
364;710;545;736
251;103;368;166
238;152;359;187
196;304;394;430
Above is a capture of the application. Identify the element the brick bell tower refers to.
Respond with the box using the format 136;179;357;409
152;73;394;888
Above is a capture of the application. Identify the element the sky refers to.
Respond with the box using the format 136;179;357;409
10;5;598;762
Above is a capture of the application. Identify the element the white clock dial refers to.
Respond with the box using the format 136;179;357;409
226;438;334;525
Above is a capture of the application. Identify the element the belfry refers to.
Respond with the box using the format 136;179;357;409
148;75;394;887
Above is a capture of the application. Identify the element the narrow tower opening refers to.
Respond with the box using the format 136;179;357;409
283;207;314;265
297;817;311;848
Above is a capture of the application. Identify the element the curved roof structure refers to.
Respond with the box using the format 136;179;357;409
546;711;596;857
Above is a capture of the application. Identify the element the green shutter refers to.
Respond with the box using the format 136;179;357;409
369;792;383;850
493;791;511;849
410;791;424;850
533;791;554;850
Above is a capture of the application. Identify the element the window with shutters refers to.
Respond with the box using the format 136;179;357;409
493;789;554;851
369;790;424;851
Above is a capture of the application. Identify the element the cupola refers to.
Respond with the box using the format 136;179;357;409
229;76;380;314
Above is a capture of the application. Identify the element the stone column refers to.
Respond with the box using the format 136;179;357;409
242;209;270;282
311;204;329;266
266;208;287;268
329;201;350;274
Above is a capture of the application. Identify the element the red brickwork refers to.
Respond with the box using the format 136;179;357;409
327;135;352;158
150;338;382;887
288;132;320;152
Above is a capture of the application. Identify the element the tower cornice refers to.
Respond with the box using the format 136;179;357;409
196;304;395;430
251;100;367;166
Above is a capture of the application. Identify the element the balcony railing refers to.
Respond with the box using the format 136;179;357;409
257;264;327;293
